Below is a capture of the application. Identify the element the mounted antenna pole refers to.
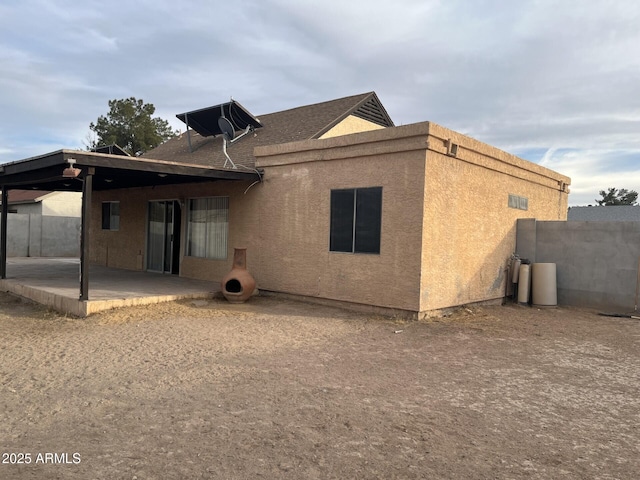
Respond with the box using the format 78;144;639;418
221;125;252;169
185;113;193;153
218;114;252;169
222;137;236;169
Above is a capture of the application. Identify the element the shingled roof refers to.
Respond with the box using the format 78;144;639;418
143;92;393;169
5;190;53;203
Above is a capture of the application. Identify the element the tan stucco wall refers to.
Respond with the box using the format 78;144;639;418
319;115;385;139
12;192;82;217
89;121;570;317
41;191;82;217
90;127;428;312
91;181;256;277
419;123;570;312
91;189;151;270
250;147;427;312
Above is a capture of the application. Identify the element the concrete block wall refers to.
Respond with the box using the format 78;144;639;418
1;214;80;257
41;216;81;257
6;214;30;256
516;218;640;311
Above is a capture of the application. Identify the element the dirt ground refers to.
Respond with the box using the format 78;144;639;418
0;293;638;480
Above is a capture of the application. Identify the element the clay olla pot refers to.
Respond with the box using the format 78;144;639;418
221;248;256;304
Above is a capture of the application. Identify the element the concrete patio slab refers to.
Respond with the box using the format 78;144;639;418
0;258;219;317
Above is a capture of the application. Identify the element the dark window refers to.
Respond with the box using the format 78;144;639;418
330;190;355;252
330;187;382;254
102;202;120;230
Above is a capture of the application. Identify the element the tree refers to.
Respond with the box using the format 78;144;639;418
88;97;177;156
596;187;639;206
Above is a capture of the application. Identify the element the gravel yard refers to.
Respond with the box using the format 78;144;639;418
1;293;638;479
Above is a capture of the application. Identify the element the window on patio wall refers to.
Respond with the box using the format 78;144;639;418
101;201;120;230
186;197;229;259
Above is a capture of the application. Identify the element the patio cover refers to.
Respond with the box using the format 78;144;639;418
0;149;260;301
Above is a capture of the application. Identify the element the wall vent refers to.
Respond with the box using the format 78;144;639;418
446;139;459;157
508;194;529;211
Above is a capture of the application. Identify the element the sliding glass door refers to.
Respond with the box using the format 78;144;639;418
147;200;181;274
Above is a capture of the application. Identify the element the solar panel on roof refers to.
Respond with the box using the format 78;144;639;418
176;100;262;137
91;144;130;156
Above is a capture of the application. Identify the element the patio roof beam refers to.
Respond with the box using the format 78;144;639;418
0;165;78;189
69;153;256;181
0;150;261;193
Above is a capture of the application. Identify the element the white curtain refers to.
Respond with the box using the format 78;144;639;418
187;197;228;259
110;202;120;230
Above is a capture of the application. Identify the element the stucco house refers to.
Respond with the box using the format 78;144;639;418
2;190;81;217
0;92;570;317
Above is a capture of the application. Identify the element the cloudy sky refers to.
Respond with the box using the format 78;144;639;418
1;0;638;205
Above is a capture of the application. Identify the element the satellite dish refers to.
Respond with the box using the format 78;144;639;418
218;116;235;140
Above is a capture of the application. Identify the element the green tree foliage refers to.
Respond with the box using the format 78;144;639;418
89;98;177;156
596;187;639;206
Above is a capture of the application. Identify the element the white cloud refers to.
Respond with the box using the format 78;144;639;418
0;0;639;208
534;148;640;206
